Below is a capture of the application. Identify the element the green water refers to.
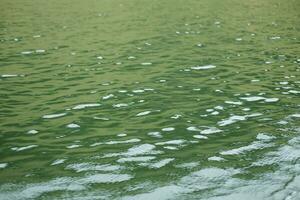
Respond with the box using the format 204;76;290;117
1;0;300;199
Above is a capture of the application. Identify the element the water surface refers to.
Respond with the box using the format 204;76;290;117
0;0;300;199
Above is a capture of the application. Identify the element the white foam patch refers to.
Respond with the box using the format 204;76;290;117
147;132;162;138
35;49;45;53
208;156;225;161
27;130;38;134
0;163;8;169
155;140;186;146
11;145;38;152
162;127;175;132
220;134;275;156
66;144;82;149
214;106;224;110
218;113;262;126
146;158;174;169
122;167;240;200
21;51;33;55
163;146;178;150
105;139;141;145
123;137;300;200
117;156;156;163
288;90;300;94
256;133;276;141
141;62;152;66
103;144;161;158
264;98;279;103
113;103;128;108
225;101;243;105
175;162;199;169
187;126;201;132
90;138;140;147
200;127;222;135
289;114;300;118
66;163;122;172
42;113;66;119
193;135;208;139
0;173;133;200
1;74;19;78
171;114;182;119
136;111;151;116
240;96;279;103
217;115;247;126
66;123;80;128
132;89;144;93
102;94;114;100
51;159;66;166
72;104;101;110
191;65;216;70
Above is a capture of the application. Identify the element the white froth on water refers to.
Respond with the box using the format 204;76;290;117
146;158;174;169
66;144;82;149
155;140;186;146
105;139;141;145
66;123;80;128
289;114;300;118
171;114;182;119
27;130;38;134
72;103;101;110
141;62;152;66
256;133;276;141
0;173;133;200
288;90;300;94
0;163;8;169
132;89;144;93
193;135;208;139
162;127;175;132
136;111;151;116
225;101;243;105
103;144;161;158
122;167;240;200
163;146;178;150
11;145;38;152
175;162;199;169
191;65;216;70
21;51;33;55
200;127;222;135
147;132;162;138
51;159;66;166
208;156;225;161
102;94;114;100
218;113;262;126
35;49;45;53
113;103;128;108
187;126;201;132
117;156;156;163
220;134;275;155
217;115;247;126
66;163;122;172
1;74;19;78
240;96;279;103
93;117;110;120
214;105;224;110
90;138;140;147
42;113;66;119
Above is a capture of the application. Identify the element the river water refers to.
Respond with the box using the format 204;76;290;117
0;0;300;199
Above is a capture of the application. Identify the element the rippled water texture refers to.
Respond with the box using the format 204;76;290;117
1;0;300;199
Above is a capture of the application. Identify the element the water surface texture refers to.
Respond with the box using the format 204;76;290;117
1;0;300;199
